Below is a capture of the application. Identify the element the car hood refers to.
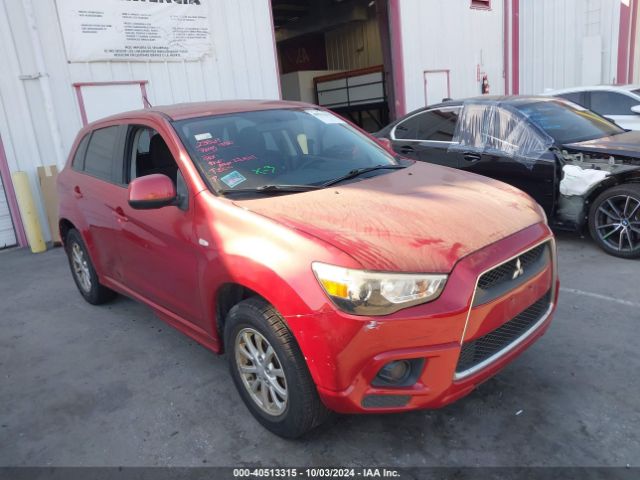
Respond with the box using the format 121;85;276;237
235;163;543;273
563;131;640;159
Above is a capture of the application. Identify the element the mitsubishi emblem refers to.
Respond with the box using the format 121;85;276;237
512;258;524;280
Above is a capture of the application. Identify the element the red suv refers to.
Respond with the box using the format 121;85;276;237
58;100;558;438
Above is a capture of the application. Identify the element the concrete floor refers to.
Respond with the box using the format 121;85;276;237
0;232;638;467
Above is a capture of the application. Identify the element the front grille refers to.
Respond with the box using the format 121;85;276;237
474;243;550;306
478;244;546;290
456;290;552;375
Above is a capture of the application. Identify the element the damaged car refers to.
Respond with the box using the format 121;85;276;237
58;100;557;437
376;97;640;258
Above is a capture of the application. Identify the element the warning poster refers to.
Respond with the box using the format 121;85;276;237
56;0;212;62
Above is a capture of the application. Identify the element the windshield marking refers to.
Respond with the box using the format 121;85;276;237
253;166;276;175
220;171;247;188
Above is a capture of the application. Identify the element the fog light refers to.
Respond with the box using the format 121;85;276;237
378;361;410;383
372;359;425;387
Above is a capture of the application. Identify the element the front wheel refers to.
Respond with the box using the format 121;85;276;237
588;184;640;258
224;298;330;438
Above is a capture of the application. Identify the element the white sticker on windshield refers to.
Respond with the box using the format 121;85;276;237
220;171;247;188
194;132;213;141
305;109;346;124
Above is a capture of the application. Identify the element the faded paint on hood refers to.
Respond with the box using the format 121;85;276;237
236;163;543;273
564;131;640;160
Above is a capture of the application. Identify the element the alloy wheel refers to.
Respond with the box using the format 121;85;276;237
235;328;288;416
71;242;92;292
594;194;640;252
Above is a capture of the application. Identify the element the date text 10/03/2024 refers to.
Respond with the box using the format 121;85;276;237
232;468;401;478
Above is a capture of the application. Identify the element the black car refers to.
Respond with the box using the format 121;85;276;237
375;96;640;258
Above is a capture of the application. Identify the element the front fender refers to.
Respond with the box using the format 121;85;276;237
195;192;362;387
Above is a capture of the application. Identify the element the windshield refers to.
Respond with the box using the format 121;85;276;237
173;108;398;193
514;99;624;144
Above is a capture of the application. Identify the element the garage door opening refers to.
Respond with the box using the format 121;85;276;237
0;175;17;250
271;0;396;132
0;135;21;250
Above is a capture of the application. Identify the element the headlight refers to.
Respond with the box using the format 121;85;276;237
312;262;448;316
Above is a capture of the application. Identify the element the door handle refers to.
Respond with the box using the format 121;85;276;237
400;145;415;154
73;186;83;199
463;153;481;163
113;207;128;222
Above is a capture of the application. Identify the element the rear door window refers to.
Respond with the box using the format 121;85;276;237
71;134;90;171
84;126;120;181
393;113;421;140
415;108;460;142
393;108;460;142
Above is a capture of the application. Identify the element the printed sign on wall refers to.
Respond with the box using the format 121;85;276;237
56;0;212;62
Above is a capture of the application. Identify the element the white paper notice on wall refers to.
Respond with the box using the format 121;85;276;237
56;0;213;62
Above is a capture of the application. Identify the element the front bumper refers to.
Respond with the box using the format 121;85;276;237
285;223;558;414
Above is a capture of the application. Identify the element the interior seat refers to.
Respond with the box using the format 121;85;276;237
141;134;178;183
237;126;268;160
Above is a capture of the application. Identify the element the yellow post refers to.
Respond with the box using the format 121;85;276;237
12;171;47;253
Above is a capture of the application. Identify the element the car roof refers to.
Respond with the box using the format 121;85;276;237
425;95;559;110
86;99;316;127
543;84;640;95
379;96;559;131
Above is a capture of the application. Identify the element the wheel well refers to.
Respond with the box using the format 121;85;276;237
215;283;263;350
58;219;76;245
585;172;640;214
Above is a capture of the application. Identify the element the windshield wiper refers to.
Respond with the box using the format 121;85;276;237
320;164;406;187
219;165;406;195
220;184;321;195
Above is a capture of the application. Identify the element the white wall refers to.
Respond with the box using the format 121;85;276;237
519;0;621;94
0;0;280;242
398;0;506;112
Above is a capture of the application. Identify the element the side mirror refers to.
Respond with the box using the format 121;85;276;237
128;174;177;210
631;105;640;115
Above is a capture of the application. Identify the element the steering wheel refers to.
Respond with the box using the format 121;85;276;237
292;154;335;170
322;144;357;159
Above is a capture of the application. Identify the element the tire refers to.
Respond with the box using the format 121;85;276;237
224;297;330;438
588;183;640;259
64;229;117;304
